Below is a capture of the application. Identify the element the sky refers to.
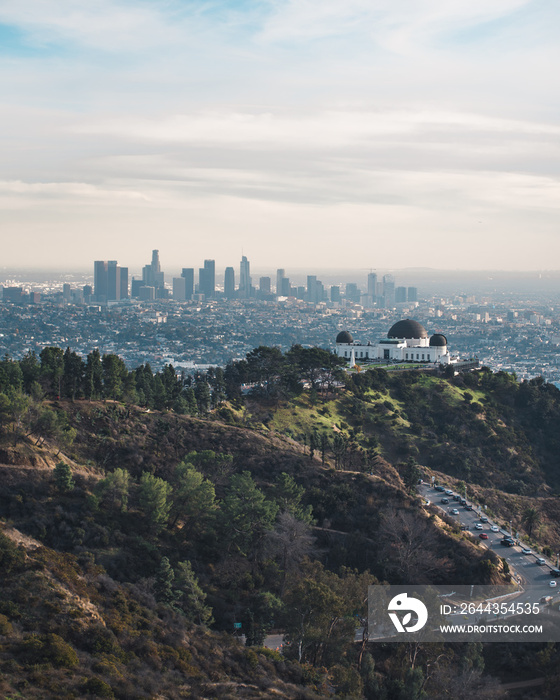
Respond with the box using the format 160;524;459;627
0;0;559;271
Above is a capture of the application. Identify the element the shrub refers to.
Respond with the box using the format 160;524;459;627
20;633;79;668
81;677;115;698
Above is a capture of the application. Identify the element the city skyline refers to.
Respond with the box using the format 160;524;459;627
0;1;558;270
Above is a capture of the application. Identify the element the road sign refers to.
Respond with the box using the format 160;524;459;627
234;622;242;629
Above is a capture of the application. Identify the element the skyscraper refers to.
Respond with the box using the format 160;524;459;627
142;249;164;291
173;277;187;301
367;272;377;306
396;286;407;303
107;260;120;301
224;267;235;298
382;274;395;308
181;268;194;300
119;267;129;299
199;259;215;299
259;277;271;294
276;268;285;295
407;287;418;302
239;255;251;298
94;261;108;301
306;275;317;303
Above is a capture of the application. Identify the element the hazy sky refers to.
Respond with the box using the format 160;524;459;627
1;0;559;271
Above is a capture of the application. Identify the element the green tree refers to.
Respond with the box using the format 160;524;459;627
139;472;173;531
84;348;103;399
154;556;176;603
523;506;541;537
221;471;278;560
169;461;216;532
96;468;130;512
53;461;74;492
174;560;213;625
102;353;128;400
62;347;85;400
40;346;64;397
274;472;313;524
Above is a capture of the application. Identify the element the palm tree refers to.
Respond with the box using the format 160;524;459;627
522;507;541;538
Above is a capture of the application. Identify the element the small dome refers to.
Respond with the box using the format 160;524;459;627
430;333;447;347
336;330;354;344
387;319;427;339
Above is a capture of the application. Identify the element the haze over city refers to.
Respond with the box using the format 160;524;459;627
1;0;559;270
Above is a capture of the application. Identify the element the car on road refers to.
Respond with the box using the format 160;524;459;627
522;548;532;555
451;508;459;515
537;558;546;565
480;516;488;523
461;524;469;530
479;533;489;540
550;569;560;578
550;581;557;587
441;498;449;504
500;539;514;547
491;526;500;532
465;505;474;511
453;495;461;501
460;499;467;505
435;486;445;492
474;523;483;530
445;490;454;495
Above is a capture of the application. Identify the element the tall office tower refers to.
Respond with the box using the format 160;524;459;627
107;260;120;301
200;259;215;298
306;275;317;303
62;283;71;301
367;272;377;305
173;277;187;301
83;284;93;302
276;269;286;295
345;282;360;303
382;274;395;308
330;285;341;303
94;261;108;301
259;277;271;294
407;287;418;302
281;277;291;297
224;267;235;298
396;286;407;303
142;249;164;291
181;268;194;300
130;278;143;298
315;280;324;303
239;255;252;298
119;267;129;299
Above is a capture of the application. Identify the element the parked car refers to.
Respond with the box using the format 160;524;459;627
480;516;488;523
453;495;461;501
460;499;467;506
550;569;560;578
521;548;532;555
451;508;459;515
537;558;546;565
500;539;514;547
550;581;557;587
474;523;483;530
491;526;500;532
461;524;469;530
465;505;474;511
435;486;445;492
445;490;454;496
441;498;449;504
